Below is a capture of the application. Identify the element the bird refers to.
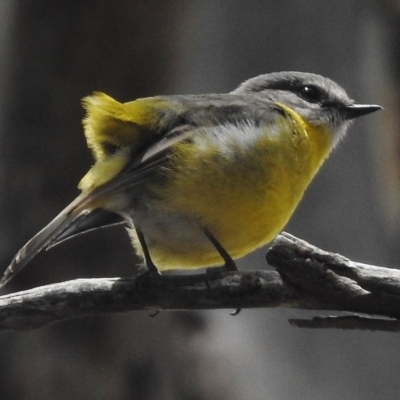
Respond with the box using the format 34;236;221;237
0;71;382;288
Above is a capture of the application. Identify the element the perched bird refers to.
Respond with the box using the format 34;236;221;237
1;72;381;287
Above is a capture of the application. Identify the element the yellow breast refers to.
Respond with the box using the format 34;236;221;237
150;105;333;269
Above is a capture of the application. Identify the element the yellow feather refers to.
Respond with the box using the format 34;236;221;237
81;92;171;160
78;149;130;192
80;93;173;191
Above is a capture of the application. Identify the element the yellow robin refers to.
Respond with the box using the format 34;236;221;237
1;71;381;287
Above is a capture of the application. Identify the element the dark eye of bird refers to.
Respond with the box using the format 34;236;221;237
297;84;324;103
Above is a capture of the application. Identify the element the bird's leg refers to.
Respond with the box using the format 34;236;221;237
203;227;241;315
134;225;161;317
203;227;237;272
135;226;159;276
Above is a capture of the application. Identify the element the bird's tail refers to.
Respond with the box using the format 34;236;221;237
0;193;124;288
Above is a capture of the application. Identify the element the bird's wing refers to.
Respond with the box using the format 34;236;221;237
83;93;286;199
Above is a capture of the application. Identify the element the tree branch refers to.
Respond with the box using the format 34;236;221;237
1;232;399;332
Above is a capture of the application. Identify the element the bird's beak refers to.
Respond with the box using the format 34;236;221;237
341;104;382;120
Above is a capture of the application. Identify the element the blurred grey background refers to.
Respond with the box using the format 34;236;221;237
0;1;398;399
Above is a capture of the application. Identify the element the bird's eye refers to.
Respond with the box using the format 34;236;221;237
297;84;324;103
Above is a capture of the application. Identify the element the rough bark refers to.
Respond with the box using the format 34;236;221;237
1;233;399;332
